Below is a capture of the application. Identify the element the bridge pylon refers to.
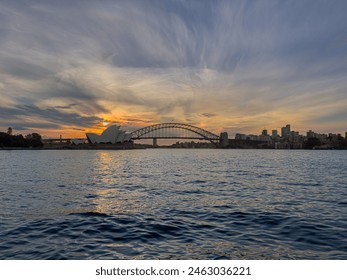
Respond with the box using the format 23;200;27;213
153;138;158;147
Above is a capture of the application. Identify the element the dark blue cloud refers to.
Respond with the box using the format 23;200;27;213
0;105;102;128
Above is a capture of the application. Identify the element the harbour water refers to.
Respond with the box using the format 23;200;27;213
0;149;346;259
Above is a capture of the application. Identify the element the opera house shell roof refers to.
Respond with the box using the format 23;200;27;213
86;125;132;144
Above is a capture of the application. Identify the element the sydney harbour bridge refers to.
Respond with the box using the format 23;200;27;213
130;123;226;146
49;122;229;147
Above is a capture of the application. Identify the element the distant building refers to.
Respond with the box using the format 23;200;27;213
246;134;259;141
307;130;329;141
328;133;339;142
285;124;291;139
307;130;315;139
281;124;291;139
86;125;132;144
235;133;259;141
289;131;301;142
235;133;246;140
234;123;343;149
219;132;229;147
286;124;291;133
71;139;87;145
275;142;290;149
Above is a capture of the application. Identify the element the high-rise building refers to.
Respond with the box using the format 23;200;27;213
262;129;268;136
272;130;278;138
281;124;291;139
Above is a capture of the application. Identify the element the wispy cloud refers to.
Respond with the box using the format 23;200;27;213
0;0;346;136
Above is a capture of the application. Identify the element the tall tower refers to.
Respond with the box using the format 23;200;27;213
219;132;229;147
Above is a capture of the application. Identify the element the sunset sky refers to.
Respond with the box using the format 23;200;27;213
0;0;346;138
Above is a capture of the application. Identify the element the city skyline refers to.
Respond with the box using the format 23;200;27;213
1;0;347;138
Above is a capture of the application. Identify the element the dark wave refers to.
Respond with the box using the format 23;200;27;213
1;149;347;259
1;209;346;259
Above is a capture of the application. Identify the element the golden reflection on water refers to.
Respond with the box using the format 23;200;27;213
90;152;148;214
86;150;148;214
93;187;148;215
96;151;117;171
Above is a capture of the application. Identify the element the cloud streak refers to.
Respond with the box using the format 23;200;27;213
0;0;346;136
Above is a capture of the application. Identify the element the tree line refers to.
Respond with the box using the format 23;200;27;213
0;127;43;148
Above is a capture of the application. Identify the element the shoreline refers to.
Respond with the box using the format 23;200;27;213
1;146;346;150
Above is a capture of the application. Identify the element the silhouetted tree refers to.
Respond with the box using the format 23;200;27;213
0;130;43;148
337;135;347;148
304;137;321;149
12;134;27;147
0;132;27;147
0;132;10;147
25;133;43;147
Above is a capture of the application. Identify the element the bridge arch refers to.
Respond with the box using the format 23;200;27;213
130;123;220;145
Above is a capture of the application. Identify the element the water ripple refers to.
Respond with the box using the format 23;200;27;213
1;149;346;259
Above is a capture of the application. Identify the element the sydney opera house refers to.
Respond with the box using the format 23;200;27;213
86;125;132;144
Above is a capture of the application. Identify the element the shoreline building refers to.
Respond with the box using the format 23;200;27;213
86;125;132;144
281;124;291;139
